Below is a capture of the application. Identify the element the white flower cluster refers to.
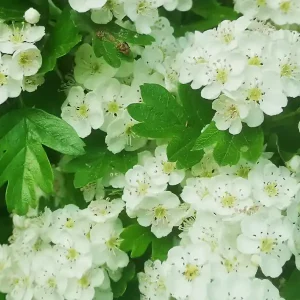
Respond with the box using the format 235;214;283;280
177;16;300;134
0;200;128;300
61;17;185;148
0;11;45;104
137;151;300;299
122;145;188;238
68;0;192;33
234;0;300;25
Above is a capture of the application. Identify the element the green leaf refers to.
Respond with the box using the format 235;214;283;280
0;0;27;21
152;235;173;261
93;38;121;68
0;109;85;215
128;83;214;168
281;269;300;300
193;122;264;166
167;128;204;169
100;23;154;46
65;147;137;188
111;262;136;298
131;231;154;258
128;84;186;138
120;224;154;258
39;8;82;74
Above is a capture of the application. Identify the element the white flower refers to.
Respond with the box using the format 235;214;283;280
252;278;284;300
84;199;124;223
105;111;147;154
64;268;105;300
205;17;251;50
135;191;186;238
91;0;125;24
248;160;298;209
54;236;93;279
267;0;300;25
138;260;169;300
122;165;167;211
209;175;253;218
69;0;107;12
0;245;11;275
9;45;42;80
24;8;41;24
188;212;224;252
234;0;271;20
0;23;45;54
95;79;135;131
22;74;45;92
181;177;213;211
144;145;185;186
229;68;288;118
237;212;291;277
266;39;300;97
199;52;246;99
165;244;211;300
33;254;67;300
0;54;22;104
90;219;129;270
61;86;104;138
123;0;162;34
163;0;192;11
74;44;117;90
208;274;254;300
212;94;249;134
1;261;33;300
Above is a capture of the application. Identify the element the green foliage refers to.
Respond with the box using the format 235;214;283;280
128;84;214;168
281;269;300;300
0;109;85;215
39;8;82;74
111;262;136;298
120;224;174;260
0;0;27;21
193;122;264;166
72;11;153;67
64;146;137;188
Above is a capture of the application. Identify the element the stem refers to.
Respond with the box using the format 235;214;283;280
48;0;62;18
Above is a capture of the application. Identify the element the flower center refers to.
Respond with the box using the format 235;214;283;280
235;166;251;178
281;64;294;77
216;69;228;84
264;182;278;197
280;1;291;13
184;264;199;281
77;104;89;118
0;73;7;86
106;236;121;250
65;218;75;229
11;28;24;43
162;161;176;174
256;0;266;7
18;53;31;66
79;275;90;288
154;205;167;220
248;56;262;66
224;258;236;272
67;248;78;260
222;33;234;45
221;192;236;208
91;63;100;73
108;101;119;114
137;1;149;14
33;238;43;251
226;105;239;119
248;87;262;102
137;182;149;195
260;238;274;253
47;278;57;288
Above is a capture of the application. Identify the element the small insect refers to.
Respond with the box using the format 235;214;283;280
116;42;130;56
96;30;105;39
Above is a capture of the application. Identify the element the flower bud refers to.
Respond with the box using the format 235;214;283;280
24;8;41;24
